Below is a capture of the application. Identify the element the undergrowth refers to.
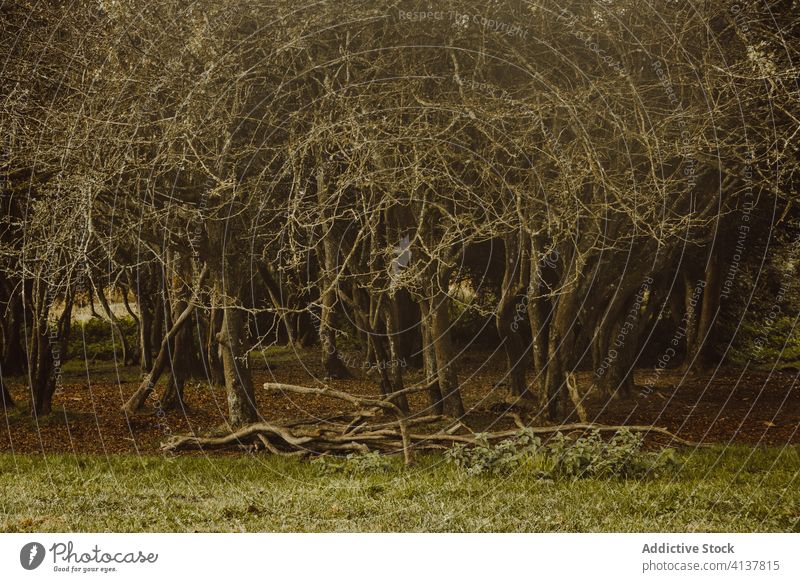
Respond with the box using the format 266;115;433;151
444;428;679;479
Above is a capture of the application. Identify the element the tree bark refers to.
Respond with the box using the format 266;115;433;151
418;299;444;414
429;271;465;417
94;283;132;365
691;248;722;369
527;240;550;408
316;161;351;380
681;271;701;371
2;291;27;376
543;287;581;422
496;233;530;399
382;297;410;412
29;283;55;416
207;304;225;387
219;299;259;427
121;265;208;414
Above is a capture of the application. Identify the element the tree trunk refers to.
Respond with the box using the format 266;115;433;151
496;234;530;399
134;266;157;373
593;292;637;400
527;242;550;408
121;265;208;414
94;283;133;365
393;288;420;367
418;299;444;414
3;292;27;376
160;323;190;410
316;160;351;380
595;318;635;399
0;376;13;407
382;297;410;412
29;284;55;417
543;288;581;422
160;258;193;410
319;279;351;379
138;299;154;372
120;284;140;365
691;248;722;369
681;272;701;371
207;305;225;387
429;272;465;417
219;300;259;427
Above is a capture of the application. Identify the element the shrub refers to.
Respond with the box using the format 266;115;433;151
446;428;678;479
445;428;541;476
68;317;138;362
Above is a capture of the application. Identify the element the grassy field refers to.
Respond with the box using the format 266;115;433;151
1;446;798;532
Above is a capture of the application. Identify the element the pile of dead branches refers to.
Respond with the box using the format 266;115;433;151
160;383;706;464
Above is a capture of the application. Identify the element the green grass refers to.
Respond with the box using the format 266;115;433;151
1;447;798;532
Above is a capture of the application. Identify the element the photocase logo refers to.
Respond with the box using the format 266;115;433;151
20;542;46;570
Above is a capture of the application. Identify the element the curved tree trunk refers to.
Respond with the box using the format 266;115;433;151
94;283;132;365
122;265;208;414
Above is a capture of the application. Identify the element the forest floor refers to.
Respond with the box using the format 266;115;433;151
2;348;798;532
2;346;798;455
1;447;798;532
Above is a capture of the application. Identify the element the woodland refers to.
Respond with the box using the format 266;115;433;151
1;0;799;464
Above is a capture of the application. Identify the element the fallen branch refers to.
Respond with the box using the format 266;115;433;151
156;381;710;457
162;416;708;456
263;382;413;464
161;421;313;452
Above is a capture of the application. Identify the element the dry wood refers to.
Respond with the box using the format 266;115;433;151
162;379;709;457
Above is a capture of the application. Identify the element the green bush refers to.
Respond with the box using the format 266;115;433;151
445;428;541;476
726;315;800;369
547;430;678;479
68;317;138;362
446;428;678;479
